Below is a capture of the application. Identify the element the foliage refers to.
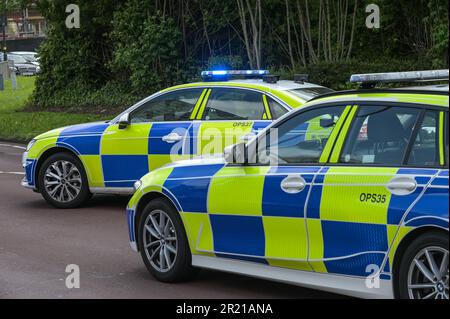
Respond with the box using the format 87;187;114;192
29;0;448;111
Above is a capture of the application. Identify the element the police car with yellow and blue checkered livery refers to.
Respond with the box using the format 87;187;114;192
127;70;449;299
21;70;332;208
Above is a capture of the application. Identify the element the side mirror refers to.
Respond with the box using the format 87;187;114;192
118;113;130;130
224;143;247;164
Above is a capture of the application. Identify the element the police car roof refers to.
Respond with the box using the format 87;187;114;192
399;84;449;92
307;87;449;108
188;79;326;91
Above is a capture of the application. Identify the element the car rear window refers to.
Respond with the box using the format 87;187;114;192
288;87;334;101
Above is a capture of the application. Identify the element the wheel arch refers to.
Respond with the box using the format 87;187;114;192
133;191;182;252
392;226;449;298
34;146;85;191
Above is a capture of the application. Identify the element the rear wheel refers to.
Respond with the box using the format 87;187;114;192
38;153;91;209
398;232;449;299
138;198;196;282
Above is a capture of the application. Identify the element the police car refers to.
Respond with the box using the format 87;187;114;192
22;70;332;208
126;70;449;299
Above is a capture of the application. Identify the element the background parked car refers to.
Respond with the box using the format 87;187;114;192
0;54;39;76
10;51;40;68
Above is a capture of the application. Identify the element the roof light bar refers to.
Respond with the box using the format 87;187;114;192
201;70;269;81
350;69;449;88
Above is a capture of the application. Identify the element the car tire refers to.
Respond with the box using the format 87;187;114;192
37;153;91;209
138;198;197;283
398;231;449;299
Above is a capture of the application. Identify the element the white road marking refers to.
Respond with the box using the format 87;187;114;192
0;143;26;150
0;171;25;175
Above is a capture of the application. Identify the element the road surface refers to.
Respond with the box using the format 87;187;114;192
0;142;343;299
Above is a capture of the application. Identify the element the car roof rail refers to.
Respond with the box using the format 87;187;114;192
350;69;449;89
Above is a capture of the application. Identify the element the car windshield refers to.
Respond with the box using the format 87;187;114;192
288;87;334;101
23;55;37;62
9;55;28;64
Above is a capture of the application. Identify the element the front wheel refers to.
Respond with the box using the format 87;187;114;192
138;198;197;282
37;153;91;209
398;231;449;299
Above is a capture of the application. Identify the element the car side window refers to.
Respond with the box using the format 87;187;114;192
340;106;421;166
267;97;288;120
407;111;440;167
202;89;266;121
259;106;344;164
130;89;203;123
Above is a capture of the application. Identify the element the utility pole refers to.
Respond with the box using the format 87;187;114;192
2;0;7;62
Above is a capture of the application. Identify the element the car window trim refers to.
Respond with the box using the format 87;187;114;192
112;86;293;125
199;87;268;121
329;103;449;169
245;101;449;169
129;88;205;124
190;89;210;120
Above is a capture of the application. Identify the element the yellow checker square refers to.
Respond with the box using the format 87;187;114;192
387;225;413;270
198;122;254;157
79;155;104;187
320;167;397;224
148;154;192;172
181;212;214;257
208;166;270;216
263;216;308;260
306;219;328;273
101;124;152;155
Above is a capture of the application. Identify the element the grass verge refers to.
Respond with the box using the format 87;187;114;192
0;76;109;143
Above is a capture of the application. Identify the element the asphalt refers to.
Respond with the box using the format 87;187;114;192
0;142;343;299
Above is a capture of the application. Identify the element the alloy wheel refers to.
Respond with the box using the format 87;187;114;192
408;246;449;299
143;210;178;273
44;160;82;203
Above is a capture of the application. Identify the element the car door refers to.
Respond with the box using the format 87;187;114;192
194;88;282;158
100;88;206;189
307;104;445;278
206;104;350;271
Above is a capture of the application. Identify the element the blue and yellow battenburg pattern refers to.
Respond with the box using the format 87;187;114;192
24;120;272;189
127;164;449;278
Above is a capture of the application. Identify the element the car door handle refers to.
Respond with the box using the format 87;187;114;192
281;176;307;194
387;176;417;196
162;133;183;144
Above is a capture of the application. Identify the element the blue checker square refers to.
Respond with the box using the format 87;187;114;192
306;185;323;219
321;220;388;258
387;187;423;225
210;215;265;257
164;178;211;213
148;122;192;155
324;253;386;277
57;135;102;155
102;155;149;185
262;175;308;218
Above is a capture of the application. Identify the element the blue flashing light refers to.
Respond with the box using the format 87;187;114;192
201;70;270;81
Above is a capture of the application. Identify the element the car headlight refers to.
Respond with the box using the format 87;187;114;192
26;139;36;152
133;180;143;191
